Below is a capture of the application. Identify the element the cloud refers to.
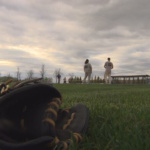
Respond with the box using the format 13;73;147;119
0;0;150;81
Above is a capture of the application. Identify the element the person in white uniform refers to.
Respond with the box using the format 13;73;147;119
104;58;113;84
83;59;92;83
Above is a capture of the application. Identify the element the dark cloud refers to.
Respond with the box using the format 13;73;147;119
79;0;150;31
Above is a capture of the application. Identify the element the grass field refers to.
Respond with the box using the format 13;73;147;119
54;84;150;150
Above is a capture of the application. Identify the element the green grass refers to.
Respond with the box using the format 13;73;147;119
54;84;150;150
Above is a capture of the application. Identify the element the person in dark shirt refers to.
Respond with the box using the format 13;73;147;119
57;74;61;84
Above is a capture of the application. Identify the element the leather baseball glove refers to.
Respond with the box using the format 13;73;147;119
0;79;89;150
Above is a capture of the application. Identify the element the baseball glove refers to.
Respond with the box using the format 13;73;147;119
0;79;89;150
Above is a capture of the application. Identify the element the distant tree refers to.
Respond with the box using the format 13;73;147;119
40;64;46;79
94;76;97;83
27;70;34;79
79;77;82;83
48;77;53;83
68;73;74;78
74;76;77;83
7;73;11;78
68;73;75;83
90;76;93;83
63;77;67;84
97;76;100;83
5;73;12;81
16;67;21;81
43;77;53;84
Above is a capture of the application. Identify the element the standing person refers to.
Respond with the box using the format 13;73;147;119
83;59;92;83
104;57;114;84
57;73;61;84
63;77;66;84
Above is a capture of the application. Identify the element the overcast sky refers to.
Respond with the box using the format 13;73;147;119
0;0;150;81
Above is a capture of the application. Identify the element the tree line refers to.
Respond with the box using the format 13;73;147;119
0;64;104;84
0;64;58;83
68;76;104;84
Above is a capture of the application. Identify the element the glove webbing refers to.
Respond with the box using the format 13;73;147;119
45;107;82;150
63;112;76;130
20;97;62;141
22;96;82;150
0;79;13;96
0;84;9;96
48;132;82;150
43;97;62;127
